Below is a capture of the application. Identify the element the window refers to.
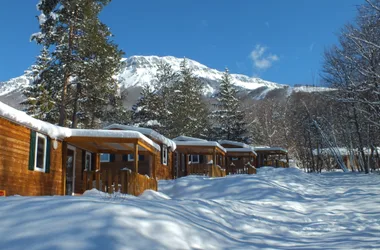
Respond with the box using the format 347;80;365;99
231;157;240;161
85;152;92;171
34;133;47;172
128;154;134;161
100;153;110;162
188;155;200;163
162;145;168;165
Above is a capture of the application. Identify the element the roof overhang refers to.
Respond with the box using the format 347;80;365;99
254;147;288;155
65;129;160;154
175;141;226;155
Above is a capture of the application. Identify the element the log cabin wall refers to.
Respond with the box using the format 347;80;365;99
0;117;63;196
155;150;173;180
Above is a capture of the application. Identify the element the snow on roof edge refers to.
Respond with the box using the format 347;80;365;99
104;124;176;151
254;146;288;153
0;102;160;151
225;148;257;156
172;135;207;142
174;140;226;153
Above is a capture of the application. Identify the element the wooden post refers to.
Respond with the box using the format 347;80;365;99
95;153;100;171
62;142;68;195
134;143;139;173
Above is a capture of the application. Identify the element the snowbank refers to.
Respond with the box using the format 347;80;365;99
1;167;380;249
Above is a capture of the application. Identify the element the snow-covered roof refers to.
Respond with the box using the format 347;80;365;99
172;135;207;142
254;146;288;154
0;101;71;139
0;102;160;151
218;140;251;148
174;141;226;153
225;148;257;156
69;129;160;151
104;124;176;151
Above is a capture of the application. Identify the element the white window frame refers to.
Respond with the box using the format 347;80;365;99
100;153;110;162
128;154;134;162
162;145;168;165
191;155;200;164
34;132;47;172
85;151;92;171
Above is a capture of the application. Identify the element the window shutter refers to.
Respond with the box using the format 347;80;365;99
110;154;115;162
45;137;51;173
122;154;128;162
28;131;36;171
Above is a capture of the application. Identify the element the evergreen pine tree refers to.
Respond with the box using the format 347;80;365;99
22;46;59;122
212;69;248;141
167;59;210;138
131;84;161;128
30;0;124;128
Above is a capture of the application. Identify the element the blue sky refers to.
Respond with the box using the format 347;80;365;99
0;0;363;85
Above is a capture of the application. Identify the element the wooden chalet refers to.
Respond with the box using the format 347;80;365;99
218;140;257;175
172;136;226;178
102;124;176;180
254;147;289;168
0;102;158;196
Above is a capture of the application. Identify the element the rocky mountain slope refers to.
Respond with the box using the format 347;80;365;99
0;55;331;109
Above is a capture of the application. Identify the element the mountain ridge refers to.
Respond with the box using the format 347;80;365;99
0;55;332;109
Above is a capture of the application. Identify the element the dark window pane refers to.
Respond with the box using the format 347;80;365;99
36;136;45;169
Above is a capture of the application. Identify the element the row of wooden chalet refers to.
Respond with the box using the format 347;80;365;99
0;102;164;196
0;101;289;196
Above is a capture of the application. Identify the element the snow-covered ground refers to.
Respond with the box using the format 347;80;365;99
1;167;380;250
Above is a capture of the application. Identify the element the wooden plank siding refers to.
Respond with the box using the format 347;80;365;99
0;117;63;196
100;147;174;180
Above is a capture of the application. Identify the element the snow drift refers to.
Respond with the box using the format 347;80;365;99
1;167;379;249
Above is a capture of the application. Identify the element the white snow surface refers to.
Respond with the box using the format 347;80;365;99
174;140;226;153
105;124;176;151
218;139;252;148
172;135;207;141
225;147;257;155
1;167;380;249
0;101;160;150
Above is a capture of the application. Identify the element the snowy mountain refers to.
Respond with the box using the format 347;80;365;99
0;55;332;108
118;55;283;96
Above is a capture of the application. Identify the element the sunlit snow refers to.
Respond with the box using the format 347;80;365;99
1;167;379;249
